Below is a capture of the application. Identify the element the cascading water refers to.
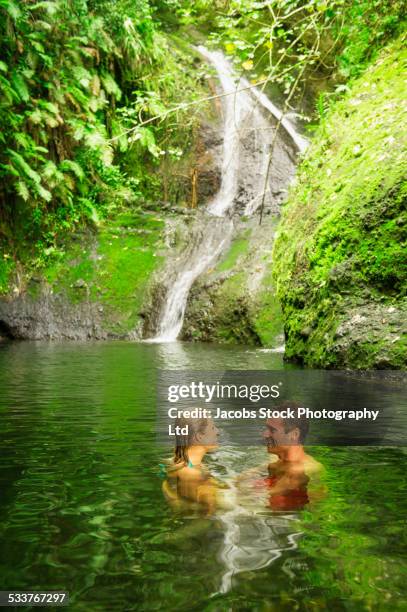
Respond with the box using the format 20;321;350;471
149;216;234;342
147;46;307;343
198;47;253;217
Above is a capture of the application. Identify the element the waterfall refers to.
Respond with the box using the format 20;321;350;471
146;47;308;343
198;47;252;217
149;216;234;343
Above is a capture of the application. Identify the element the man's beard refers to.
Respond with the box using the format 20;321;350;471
267;439;279;452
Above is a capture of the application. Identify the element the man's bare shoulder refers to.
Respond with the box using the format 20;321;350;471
303;454;324;476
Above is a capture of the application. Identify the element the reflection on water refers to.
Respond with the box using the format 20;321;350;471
207;447;306;595
0;341;406;610
154;339;287;370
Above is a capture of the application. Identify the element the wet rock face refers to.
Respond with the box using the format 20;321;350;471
197;168;222;201
0;285;116;340
181;278;262;346
233;112;296;217
145;47;301;341
282;297;407;369
141;282;169;339
167;120;223;209
189;121;223;205
332;302;407;368
0;319;13;341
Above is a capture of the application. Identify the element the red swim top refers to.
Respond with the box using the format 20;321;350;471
254;475;309;511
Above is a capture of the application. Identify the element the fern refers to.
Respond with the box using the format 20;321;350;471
40;101;59;114
16;181;29;201
42;160;58;179
14;132;34;150
60;160;85;181
134;127;161;158
1;0;21;21
11;72;30;102
8;150;41;184
28;109;43;124
101;72;122;100
0;0;205;268
30;1;59;16
0;75;15;103
72;66;92;89
34;182;52;201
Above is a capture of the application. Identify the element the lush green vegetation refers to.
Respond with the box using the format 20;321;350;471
172;0;405;112
0;1;405;366
175;2;405;367
273;38;406;367
35;208;166;335
0;0;205;292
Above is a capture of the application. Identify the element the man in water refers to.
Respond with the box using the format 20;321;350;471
238;401;324;511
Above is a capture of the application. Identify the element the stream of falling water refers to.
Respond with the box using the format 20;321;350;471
148;46;307;343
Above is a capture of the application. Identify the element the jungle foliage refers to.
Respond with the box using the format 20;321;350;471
0;0;203;284
0;0;405;295
169;0;405;105
272;39;407;367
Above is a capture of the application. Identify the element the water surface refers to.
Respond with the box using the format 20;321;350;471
0;341;406;610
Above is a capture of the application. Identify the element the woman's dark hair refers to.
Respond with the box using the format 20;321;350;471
174;417;209;464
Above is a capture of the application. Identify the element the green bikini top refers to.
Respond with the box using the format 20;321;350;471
158;459;201;478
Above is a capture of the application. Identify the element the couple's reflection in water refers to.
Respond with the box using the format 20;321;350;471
162;403;325;593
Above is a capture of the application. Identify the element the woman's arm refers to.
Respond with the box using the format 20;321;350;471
196;482;218;515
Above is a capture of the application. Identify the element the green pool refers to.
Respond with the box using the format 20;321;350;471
0;341;406;610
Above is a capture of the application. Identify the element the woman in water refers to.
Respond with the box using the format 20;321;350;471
162;415;225;514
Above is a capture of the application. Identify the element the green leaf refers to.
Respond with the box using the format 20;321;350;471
35;183;52;201
14;132;35;149
134;127;160;157
42;160;58;179
28;109;43;124
101;72;122;100
2;0;21;21
60;160;85;181
11;72;30;102
8;150;41;183
40;101;59;114
72;65;92;89
30;1;58;15
16;181;29;201
0;75;15;102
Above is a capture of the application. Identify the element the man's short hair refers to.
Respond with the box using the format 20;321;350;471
278;400;309;443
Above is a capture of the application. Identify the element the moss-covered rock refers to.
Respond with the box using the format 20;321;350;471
272;39;407;368
0;209;166;339
181;215;285;347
